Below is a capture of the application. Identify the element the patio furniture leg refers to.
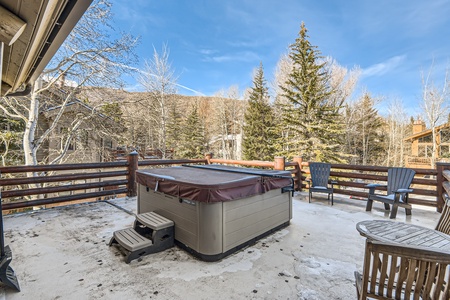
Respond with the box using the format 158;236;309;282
366;199;373;211
384;203;390;210
331;193;334;206
390;204;399;219
405;208;412;215
309;191;311;203
354;271;362;299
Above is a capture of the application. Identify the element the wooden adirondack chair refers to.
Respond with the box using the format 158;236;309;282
354;239;450;300
365;167;415;219
436;193;450;235
307;162;337;205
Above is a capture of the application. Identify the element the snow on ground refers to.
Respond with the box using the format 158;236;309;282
0;192;441;299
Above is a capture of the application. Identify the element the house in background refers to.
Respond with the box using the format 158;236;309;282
404;120;450;168
37;97;121;164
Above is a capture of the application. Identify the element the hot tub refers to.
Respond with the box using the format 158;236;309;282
136;165;293;261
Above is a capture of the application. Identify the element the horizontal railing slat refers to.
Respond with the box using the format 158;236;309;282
139;159;206;166
2;188;128;210
2;179;128;198
0;170;128;185
209;158;274;168
0;161;128;173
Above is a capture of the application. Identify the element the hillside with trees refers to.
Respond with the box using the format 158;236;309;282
1;2;449;169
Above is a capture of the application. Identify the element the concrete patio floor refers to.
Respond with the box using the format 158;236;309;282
0;192;441;300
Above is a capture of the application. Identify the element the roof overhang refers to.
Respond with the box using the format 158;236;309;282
0;0;93;96
404;122;450;142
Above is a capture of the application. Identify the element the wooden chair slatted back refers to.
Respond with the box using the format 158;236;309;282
386;167;416;195
360;240;450;300
436;195;450;235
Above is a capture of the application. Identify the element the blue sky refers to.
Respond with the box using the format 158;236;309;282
111;0;450;116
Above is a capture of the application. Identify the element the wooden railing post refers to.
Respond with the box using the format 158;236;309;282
437;162;445;213
274;156;285;171
293;156;303;191
127;151;139;197
205;153;213;164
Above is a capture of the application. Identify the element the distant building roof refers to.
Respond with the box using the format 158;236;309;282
404;122;450;141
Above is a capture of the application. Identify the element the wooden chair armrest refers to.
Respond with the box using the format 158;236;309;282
365;183;386;188
394;189;413;194
365;184;386;195
393;189;413;203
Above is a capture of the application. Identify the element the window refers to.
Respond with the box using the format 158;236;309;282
441;129;450;144
441;145;450;158
104;138;113;149
76;129;89;149
418;135;432;143
418;145;433;157
60;127;75;151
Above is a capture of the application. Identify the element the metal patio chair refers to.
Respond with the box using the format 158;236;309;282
307;162;336;205
365;167;415;219
354;239;450;300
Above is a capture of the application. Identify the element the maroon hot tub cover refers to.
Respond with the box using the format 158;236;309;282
135;165;292;203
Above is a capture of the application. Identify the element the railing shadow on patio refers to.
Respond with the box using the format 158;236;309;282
1;152;450;214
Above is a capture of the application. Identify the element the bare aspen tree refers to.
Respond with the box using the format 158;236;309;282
226;86;244;160
344;92;384;165
325;57;360;108
209;86;244;159
272;52;292;100
212;89;232;159
385;98;409;167
138;44;178;158
420;65;450;167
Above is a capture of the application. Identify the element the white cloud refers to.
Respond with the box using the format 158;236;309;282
202;51;260;63
362;55;407;77
199;49;217;55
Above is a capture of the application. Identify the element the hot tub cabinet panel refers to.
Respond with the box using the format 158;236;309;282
222;188;291;252
136;166;293;261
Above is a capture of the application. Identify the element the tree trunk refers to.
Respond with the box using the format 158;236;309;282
23;79;41;167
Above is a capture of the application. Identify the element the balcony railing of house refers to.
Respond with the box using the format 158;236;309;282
405;156;450;169
1;153;449;213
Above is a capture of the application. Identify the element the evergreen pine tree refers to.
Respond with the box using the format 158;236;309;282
242;63;278;161
280;22;344;162
0;116;25;165
177;104;205;159
166;101;183;154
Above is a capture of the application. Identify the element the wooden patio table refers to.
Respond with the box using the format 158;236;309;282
356;219;450;254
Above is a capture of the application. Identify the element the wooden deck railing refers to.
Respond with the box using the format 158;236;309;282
208;156;444;211
1;152;449;212
0;152;206;211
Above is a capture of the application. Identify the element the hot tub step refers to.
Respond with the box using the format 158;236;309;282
109;212;175;263
111;228;153;252
135;211;174;230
